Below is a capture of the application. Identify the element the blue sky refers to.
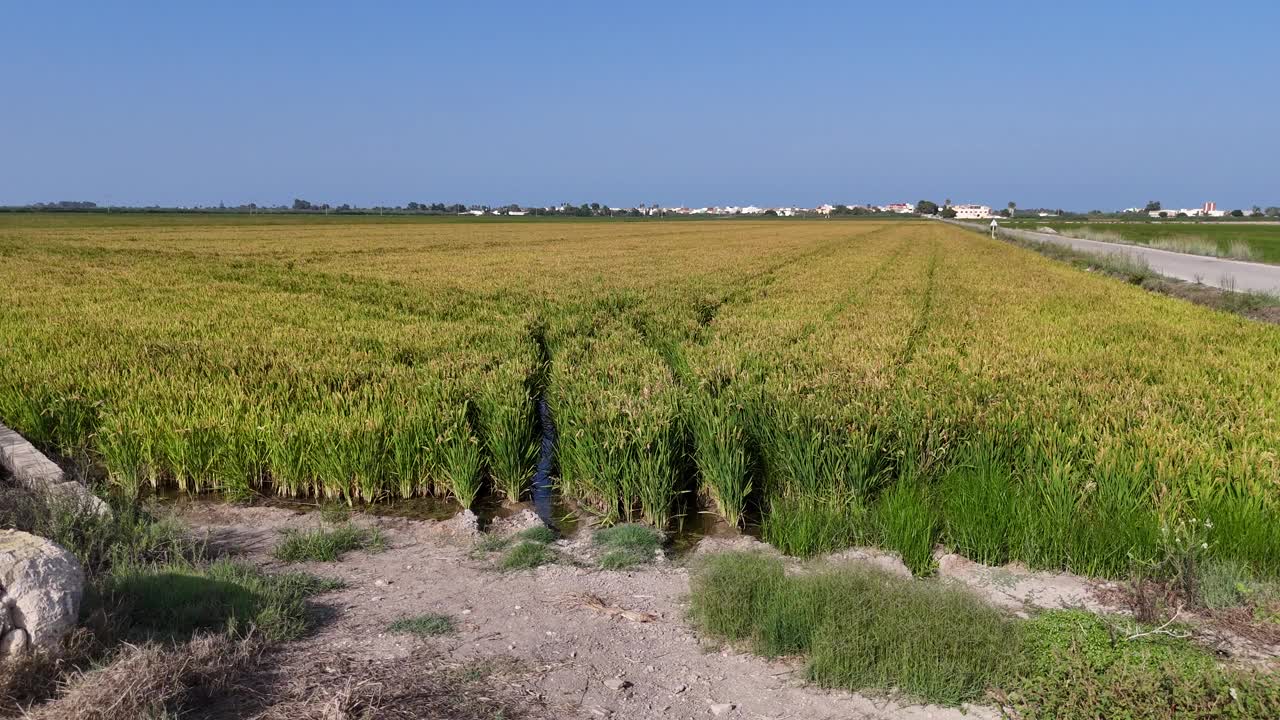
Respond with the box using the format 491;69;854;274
3;1;1277;210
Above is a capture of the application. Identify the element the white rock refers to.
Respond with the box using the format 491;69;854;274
0;530;84;654
0;629;29;657
603;677;630;691
710;703;735;716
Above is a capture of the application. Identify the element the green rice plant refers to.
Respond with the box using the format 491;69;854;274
761;494;872;557
875;481;939;575
940;444;1017;565
475;362;537;503
437;403;484;509
1013;460;1081;572
1073;463;1160;577
687;390;751;527
273;524;386;563
5;215;1280;587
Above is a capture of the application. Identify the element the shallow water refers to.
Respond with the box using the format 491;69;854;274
667;506;761;555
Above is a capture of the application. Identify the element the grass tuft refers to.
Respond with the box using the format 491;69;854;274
273;524;386;563
93;559;343;642
387;613;456;637
593;523;662;569
689;552;1019;705
516;525;557;544
499;540;555;571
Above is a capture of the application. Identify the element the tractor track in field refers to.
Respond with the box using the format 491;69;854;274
698;225;894;332
893;240;941;375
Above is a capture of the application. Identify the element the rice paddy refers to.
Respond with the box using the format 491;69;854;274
2;214;1279;580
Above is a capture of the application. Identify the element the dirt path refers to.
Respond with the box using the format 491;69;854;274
177;504;1000;720
941;219;1280;294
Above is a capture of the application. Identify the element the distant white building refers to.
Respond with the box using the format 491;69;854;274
879;202;915;214
1148;203;1227;218
952;204;992;219
507;210;527;216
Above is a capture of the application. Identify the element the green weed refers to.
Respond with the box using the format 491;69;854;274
689;552;1019;705
387;613;456;637
593;523;661;569
499;541;555;571
273;524;386;563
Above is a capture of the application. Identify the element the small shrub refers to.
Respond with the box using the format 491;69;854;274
387;613;456;637
592;523;661;569
1197;559;1256;610
273;524;386;563
500;541;555;571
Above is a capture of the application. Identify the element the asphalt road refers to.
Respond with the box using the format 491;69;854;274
945;220;1280;295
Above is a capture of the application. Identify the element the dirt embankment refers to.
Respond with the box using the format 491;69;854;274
167;503;1275;719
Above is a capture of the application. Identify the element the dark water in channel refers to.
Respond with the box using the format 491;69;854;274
531;395;557;527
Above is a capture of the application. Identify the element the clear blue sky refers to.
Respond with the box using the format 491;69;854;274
4;1;1277;210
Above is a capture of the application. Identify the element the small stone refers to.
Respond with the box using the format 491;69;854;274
710;703;735;716
461;608;472;615
514;605;521;610
603;677;631;691
673;684;687;694
0;629;30;657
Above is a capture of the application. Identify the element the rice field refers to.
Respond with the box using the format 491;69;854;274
2;214;1279;578
1008;219;1280;264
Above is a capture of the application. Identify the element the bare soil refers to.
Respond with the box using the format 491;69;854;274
170;503;1278;718
175;503;1003;719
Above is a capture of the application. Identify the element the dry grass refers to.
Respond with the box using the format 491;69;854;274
226;650;558;720
19;633;261;720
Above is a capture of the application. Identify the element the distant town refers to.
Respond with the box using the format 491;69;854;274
5;199;1279;220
